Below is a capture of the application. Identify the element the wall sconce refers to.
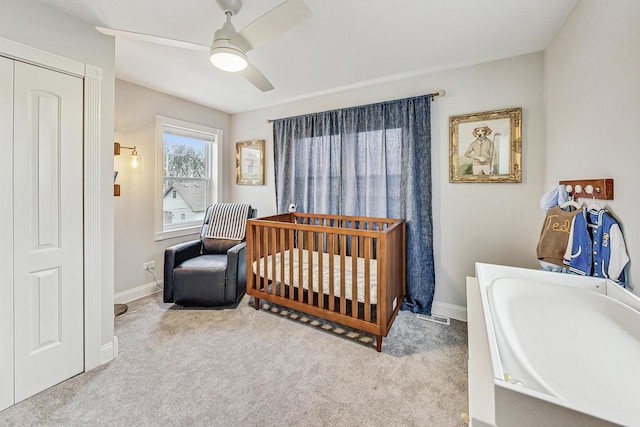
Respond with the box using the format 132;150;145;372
114;142;138;168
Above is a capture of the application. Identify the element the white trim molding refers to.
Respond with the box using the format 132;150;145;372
0;36;109;372
83;64;103;370
100;336;119;365
114;280;163;305
154;115;223;241
0;37;84;77
431;301;467;322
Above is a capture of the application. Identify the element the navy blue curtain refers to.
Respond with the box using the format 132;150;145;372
273;95;434;314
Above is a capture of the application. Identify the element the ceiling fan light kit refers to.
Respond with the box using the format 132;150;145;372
210;46;248;72
209;8;248;72
97;0;312;91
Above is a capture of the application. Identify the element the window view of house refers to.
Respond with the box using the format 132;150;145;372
162;128;211;230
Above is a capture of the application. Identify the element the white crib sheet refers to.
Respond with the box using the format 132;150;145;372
253;249;378;304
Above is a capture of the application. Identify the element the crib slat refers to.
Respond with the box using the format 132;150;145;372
328;233;335;312
352;236;359;319
308;230;314;306
263;225;269;293
288;229;294;300
298;230;304;303
279;228;285;297
340;235;346;315
376;234;382;324
262;226;267;292
255;226;262;292
264;226;270;295
262;227;269;293
270;227;277;296
364;237;372;322
318;231;324;309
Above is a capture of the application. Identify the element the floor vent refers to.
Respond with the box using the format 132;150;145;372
416;314;450;325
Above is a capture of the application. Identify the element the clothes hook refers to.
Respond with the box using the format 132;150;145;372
585;185;596;202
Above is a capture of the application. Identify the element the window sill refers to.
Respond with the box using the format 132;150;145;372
154;226;200;242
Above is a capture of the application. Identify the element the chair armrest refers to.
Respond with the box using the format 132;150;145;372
225;242;247;304
164;239;202;303
227;241;247;254
167;239;202;265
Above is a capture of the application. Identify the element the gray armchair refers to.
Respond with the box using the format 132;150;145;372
163;204;257;307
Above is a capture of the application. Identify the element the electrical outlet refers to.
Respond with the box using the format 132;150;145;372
143;261;155;271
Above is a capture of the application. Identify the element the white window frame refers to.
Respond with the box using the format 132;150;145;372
154;115;222;241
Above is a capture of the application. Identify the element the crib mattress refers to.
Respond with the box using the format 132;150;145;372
253;249;378;304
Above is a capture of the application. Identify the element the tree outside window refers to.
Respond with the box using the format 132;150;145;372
155;116;221;241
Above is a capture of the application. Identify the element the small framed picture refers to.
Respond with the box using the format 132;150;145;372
449;107;522;183
236;140;265;185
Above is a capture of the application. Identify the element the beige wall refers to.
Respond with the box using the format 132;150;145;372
0;0;116;350
114;80;231;296
545;0;640;291
230;53;546;318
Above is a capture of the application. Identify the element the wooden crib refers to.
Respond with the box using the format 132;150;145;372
246;212;405;352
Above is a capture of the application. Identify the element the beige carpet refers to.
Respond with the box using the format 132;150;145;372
0;292;469;426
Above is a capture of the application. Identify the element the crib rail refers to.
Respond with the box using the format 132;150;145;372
246;213;405;350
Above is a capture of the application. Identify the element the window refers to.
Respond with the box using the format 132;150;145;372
154;116;222;241
296;128;402;216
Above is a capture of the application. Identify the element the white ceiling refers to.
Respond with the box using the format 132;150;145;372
40;0;576;114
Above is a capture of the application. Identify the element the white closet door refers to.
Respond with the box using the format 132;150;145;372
0;56;15;411
13;61;84;402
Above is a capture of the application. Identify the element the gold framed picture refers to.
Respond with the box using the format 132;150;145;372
236;140;265;185
449;107;522;183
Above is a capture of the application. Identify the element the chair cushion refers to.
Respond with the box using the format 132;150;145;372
177;254;227;270
173;254;228;306
202;237;242;254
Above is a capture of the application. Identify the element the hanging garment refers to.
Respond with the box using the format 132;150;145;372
539;185;570;213
563;209;629;284
537;206;581;268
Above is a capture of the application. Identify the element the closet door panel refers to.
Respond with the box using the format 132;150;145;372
13;61;84;403
0;56;15;412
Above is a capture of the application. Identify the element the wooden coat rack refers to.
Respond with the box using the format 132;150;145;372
559;178;614;200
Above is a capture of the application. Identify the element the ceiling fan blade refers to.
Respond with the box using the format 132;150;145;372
241;62;274;92
230;33;252;54
96;26;210;52
234;0;312;51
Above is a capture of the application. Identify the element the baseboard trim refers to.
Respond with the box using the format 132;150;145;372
431;301;467;322
114;280;163;304
98;336;118;365
112;280;467;321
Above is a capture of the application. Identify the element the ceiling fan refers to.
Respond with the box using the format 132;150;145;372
96;0;312;92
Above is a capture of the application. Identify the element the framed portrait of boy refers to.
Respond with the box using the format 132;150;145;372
449;107;522;183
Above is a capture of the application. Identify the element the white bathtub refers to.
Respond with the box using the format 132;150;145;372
467;263;640;427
